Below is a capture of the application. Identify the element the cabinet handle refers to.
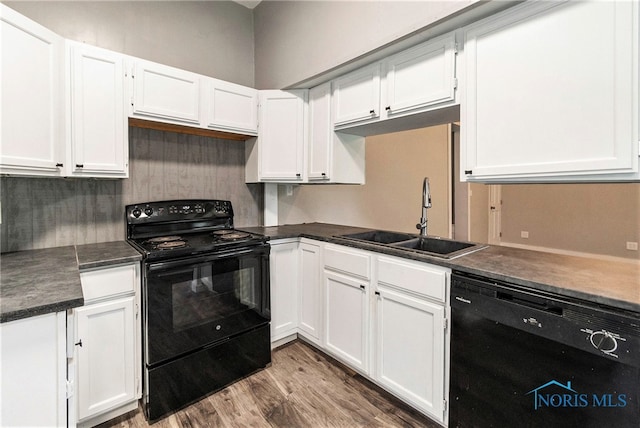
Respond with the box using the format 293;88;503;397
295;173;301;178
321;173;326;177
76;164;84;168
385;106;391;111
369;109;375;115
464;170;473;175
359;285;365;290
375;291;380;296
74;339;83;347
55;163;63;168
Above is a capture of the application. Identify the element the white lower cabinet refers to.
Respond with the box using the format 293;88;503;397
269;239;300;343
0;312;67;427
324;270;369;372
323;244;371;373
298;239;323;345
73;262;141;428
374;256;449;424
374;289;445;408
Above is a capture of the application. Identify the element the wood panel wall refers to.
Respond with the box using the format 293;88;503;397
0;127;263;252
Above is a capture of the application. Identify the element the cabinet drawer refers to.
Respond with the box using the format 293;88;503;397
80;263;137;302
324;245;370;279
377;256;448;302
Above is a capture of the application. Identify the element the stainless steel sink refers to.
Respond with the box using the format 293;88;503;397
391;237;479;258
337;230;485;259
339;230;416;244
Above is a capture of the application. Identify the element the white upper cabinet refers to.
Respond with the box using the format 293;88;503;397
383;33;457;118
205;79;258;135
131;59;201;125
308;83;332;181
67;42;128;177
461;0;638;181
246;90;307;182
0;4;64;176
332;63;382;128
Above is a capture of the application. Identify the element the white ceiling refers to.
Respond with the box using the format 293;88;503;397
233;0;262;9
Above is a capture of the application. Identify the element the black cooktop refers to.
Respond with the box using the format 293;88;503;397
126;199;268;261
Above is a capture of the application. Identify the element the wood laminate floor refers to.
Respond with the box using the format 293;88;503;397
98;340;440;428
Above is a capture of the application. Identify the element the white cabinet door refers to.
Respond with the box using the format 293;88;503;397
75;296;136;422
68;43;128;177
374;287;446;423
307;82;332;181
206;79;258;135
0;4;64;176
270;240;299;342
384;32;457;117
132;60;201;125
332;63;381;128
298;240;322;344
324;270;369;373
461;1;638;180
257;90;306;181
0;312;67;428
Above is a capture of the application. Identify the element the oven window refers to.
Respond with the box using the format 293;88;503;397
172;266;256;332
145;248;270;366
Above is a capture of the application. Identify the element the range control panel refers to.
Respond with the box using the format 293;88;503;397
126;200;233;223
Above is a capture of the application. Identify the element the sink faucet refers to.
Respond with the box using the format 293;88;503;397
416;177;432;236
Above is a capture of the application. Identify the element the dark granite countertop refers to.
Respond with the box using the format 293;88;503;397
1;241;142;323
76;241;142;270
242;223;640;314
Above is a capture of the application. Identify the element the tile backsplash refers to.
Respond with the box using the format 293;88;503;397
1;127;263;252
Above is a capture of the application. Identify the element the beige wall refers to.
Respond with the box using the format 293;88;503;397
278;125;451;238
3;1;255;86
500;183;640;260
253;0;480;89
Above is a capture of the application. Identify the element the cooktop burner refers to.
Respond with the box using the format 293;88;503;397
147;236;183;243
156;240;187;250
214;231;251;240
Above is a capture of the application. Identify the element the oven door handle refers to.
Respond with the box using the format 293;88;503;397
147;247;264;273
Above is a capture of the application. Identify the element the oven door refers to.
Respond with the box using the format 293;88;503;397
144;244;270;367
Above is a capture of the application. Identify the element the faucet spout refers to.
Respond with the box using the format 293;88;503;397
416;177;431;236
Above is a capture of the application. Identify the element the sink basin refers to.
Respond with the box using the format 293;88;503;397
391;237;478;258
339;230;415;244
337;230;485;259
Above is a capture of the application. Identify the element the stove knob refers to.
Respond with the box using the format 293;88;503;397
589;330;618;354
144;207;153;217
132;208;142;218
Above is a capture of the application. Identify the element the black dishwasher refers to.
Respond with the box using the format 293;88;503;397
450;271;640;428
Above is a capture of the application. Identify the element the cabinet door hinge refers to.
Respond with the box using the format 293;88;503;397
444;317;448;330
66;380;74;399
443;399;448;411
454;42;459;54
135;303;139;319
453;78;458;90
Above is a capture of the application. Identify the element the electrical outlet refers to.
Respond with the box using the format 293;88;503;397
520;231;529;239
626;242;638;251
